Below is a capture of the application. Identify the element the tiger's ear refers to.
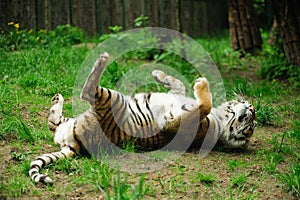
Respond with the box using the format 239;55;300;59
227;100;238;107
237;95;245;102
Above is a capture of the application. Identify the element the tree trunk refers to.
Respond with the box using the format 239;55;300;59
267;17;279;46
228;0;262;53
271;0;300;66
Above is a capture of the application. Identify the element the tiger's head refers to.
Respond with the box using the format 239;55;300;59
215;100;257;149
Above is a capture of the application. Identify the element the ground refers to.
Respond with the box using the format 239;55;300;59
0;127;296;199
0;44;299;200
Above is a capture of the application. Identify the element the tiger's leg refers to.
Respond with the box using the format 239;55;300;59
29;147;75;184
80;52;109;104
152;70;185;95
48;94;69;132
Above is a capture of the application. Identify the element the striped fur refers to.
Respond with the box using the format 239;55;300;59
29;52;256;184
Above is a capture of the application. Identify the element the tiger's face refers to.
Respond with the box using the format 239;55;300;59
221;100;257;148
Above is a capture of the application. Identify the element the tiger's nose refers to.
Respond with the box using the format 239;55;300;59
249;105;254;113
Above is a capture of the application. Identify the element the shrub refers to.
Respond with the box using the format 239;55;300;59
0;23;85;51
258;44;300;89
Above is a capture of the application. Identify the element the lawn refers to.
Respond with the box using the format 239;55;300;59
0;26;299;199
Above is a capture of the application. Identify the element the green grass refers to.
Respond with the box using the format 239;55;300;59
197;172;216;185
0;28;299;199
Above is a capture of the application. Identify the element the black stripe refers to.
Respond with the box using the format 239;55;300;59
110;93;121;110
30;164;41;170
135;99;149;126
96;87;103;101
102;108;113;125
45;155;53;163
112;122;120;145
206;117;210;129
103;95;122;132
128;104;140;125
117;97;127;126
30;170;38;176
107;119;117;141
73;124;89;156
125;120;134;136
111;94;126;121
147;93;152;101
37;158;46;167
199;121;203;130
60;152;67;158
153;77;171;86
32;174;38;180
51;153;60;160
145;100;154;121
111;97;128;141
135;100;152;143
102;89;112;106
181;104;191;111
146;114;152;126
101;93;120;123
39;175;49;183
104;113;114;134
68;147;77;155
241;126;250;136
129;115;137;126
228;112;236;130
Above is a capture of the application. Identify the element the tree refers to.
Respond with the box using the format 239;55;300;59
228;0;262;54
271;0;300;66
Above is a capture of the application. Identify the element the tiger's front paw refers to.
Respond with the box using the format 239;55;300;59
152;70;186;95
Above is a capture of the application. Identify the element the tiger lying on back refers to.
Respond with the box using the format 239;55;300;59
29;52;257;184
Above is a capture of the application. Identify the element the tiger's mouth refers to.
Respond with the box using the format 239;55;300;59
249;105;256;121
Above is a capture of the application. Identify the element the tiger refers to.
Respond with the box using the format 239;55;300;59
29;52;257;184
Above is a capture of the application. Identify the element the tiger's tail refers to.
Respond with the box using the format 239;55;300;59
29;148;75;184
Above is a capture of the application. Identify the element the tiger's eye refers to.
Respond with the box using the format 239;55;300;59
238;114;247;122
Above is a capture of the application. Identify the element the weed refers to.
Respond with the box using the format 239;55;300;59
134;15;149;27
107;173;148;200
230;174;247;189
254;99;275;126
279;162;300;198
227;159;246;170
11;151;33;161
263;151;284;174
197;172;216;185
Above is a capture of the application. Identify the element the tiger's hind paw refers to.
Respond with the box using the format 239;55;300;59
94;52;110;69
51;94;64;107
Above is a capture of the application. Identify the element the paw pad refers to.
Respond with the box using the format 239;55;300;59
99;52;109;62
51;94;64;106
